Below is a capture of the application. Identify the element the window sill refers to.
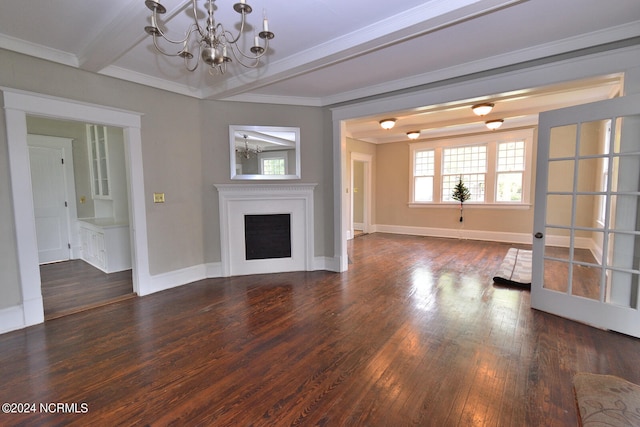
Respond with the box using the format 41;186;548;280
408;202;532;210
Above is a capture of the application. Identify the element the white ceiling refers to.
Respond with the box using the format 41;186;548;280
1;0;639;142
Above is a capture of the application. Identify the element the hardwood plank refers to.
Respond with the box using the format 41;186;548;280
1;234;639;426
40;259;134;319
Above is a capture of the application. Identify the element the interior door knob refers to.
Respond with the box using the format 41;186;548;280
534;232;543;239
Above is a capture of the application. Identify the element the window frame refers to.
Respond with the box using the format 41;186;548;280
409;129;534;208
258;151;288;175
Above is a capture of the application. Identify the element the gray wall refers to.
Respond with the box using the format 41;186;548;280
0;48;334;311
200;99;332;263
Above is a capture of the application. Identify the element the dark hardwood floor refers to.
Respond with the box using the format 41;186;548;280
1;234;639;426
40;259;134;320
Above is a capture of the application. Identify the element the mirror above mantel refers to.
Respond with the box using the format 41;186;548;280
230;125;301;180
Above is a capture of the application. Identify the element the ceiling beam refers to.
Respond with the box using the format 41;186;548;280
200;0;524;100
77;0;190;73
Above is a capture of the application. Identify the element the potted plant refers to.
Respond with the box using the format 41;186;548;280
452;177;471;222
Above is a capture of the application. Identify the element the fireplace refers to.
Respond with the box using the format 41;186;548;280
244;214;291;260
215;184;316;276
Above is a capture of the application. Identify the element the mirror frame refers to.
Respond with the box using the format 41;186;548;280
229;125;301;180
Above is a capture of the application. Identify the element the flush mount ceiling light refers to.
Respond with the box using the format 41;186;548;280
379;119;396;130
485;119;504;130
471;103;494;116
144;0;275;76
406;131;421;140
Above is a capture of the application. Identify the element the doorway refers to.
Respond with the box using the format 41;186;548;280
532;93;640;338
350;152;372;240
26;118;134;319
3;88;150;330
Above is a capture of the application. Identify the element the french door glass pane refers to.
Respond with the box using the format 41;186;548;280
549;124;577;158
579;120;609;157
609;195;640;231
576;158;601;192
613;115;640;154
606;270;639;309
544;230;570;260
546;195;573;226
547;160;574;192
607;232;640;271
613;155;640;192
543;257;569;292
571;262;601;300
575;195;601;229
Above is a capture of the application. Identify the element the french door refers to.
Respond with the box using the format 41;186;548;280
532;93;640;338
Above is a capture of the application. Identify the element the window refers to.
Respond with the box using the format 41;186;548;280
414;150;434;202
496;141;525;202
409;129;533;206
259;152;288;175
262;158;285;175
442;145;486;202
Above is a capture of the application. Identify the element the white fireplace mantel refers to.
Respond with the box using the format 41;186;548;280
215;183;316;277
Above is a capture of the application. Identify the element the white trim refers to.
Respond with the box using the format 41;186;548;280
350;152;373;239
144;264;208;295
408;203;532;210
0;305;25;335
2;88;149;333
205;262;223;278
331;45;640;122
374;223;533;244
215;184;316;277
332;44;640;276
409;128;534;204
313;256;341;272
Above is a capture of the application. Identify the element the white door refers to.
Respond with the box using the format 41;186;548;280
28;135;74;264
532;93;640;338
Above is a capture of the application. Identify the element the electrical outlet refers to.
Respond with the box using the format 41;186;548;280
153;192;165;203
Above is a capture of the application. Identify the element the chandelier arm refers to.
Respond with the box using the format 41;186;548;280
227;44;260;68
152;35;185;57
183;42;201;72
223;11;247;45
226;36;269;68
191;0;207;39
149;10;193;46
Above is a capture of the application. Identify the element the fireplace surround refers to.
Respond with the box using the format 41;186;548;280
215;184;316;276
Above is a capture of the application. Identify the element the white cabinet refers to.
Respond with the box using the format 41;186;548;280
79;219;131;273
87;124;111;199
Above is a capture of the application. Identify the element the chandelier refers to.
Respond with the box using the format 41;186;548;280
236;134;263;159
144;0;275;75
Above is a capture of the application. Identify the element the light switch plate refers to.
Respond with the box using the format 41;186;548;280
153;192;165;203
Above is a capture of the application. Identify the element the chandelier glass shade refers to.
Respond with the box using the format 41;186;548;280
144;0;274;75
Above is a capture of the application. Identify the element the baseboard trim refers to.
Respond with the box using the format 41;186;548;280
2;255;341;335
139;264;208;296
0;305;29;334
313;256;341;272
374;224;533;244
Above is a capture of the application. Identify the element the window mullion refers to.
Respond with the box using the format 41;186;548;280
434;147;442;202
486;141;497;203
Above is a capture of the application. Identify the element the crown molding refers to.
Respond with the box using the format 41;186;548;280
0;34;78;67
